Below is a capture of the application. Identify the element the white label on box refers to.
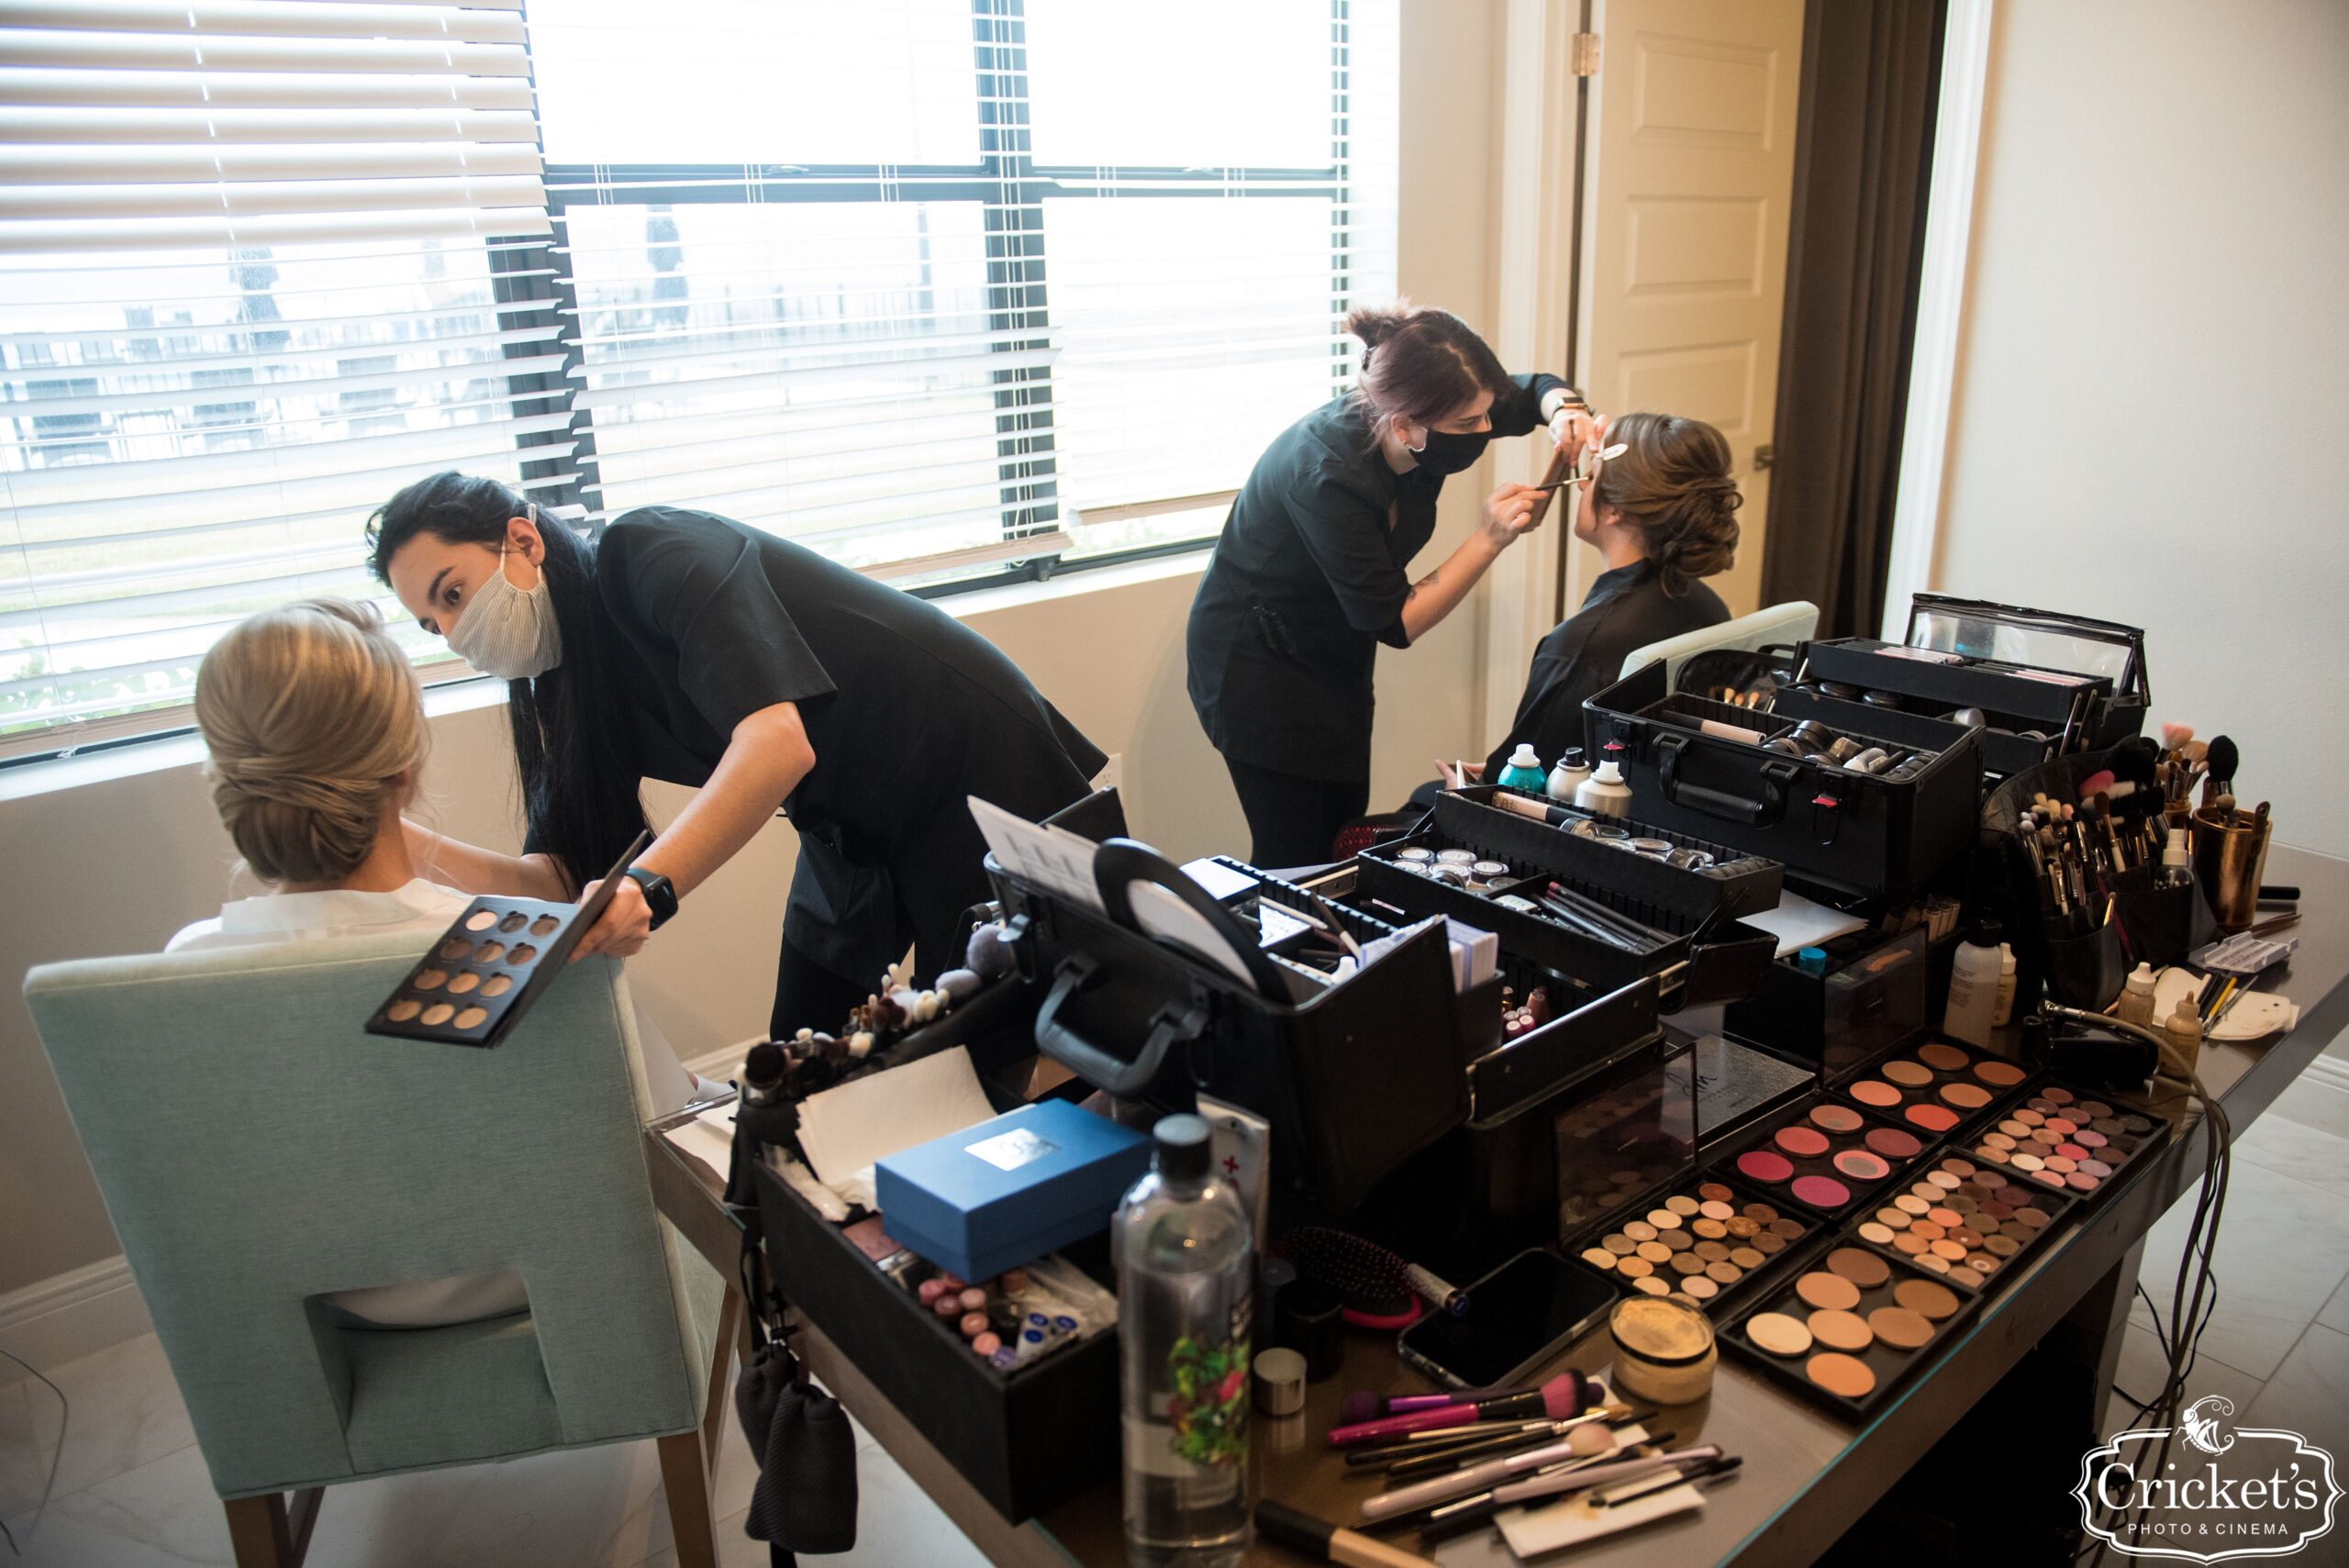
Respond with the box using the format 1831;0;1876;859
965;1126;1059;1172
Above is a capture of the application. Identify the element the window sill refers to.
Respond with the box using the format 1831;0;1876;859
0;550;1211;805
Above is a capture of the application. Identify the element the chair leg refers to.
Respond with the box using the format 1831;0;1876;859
222;1487;324;1568
703;1284;744;1469
658;1429;720;1568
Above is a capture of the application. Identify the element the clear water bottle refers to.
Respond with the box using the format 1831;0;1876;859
1117;1114;1255;1567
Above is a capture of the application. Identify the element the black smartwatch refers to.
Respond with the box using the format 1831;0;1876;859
623;867;679;930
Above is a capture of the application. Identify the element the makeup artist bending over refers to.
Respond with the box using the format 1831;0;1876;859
1186;302;1591;866
367;474;1105;1036
1478;412;1740;780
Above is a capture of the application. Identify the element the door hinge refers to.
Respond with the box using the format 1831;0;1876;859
1572;33;1601;76
1753;444;1776;472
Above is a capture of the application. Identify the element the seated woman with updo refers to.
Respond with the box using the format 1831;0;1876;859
168;597;705;1325
1479;411;1742;778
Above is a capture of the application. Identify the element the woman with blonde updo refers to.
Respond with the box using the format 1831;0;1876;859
1480;412;1742;779
167;598;702;1325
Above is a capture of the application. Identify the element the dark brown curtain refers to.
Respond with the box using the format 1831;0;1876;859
1759;0;1947;639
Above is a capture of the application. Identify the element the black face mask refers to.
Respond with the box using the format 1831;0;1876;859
1408;426;1490;475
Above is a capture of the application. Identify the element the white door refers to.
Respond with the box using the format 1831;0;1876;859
1573;0;1804;621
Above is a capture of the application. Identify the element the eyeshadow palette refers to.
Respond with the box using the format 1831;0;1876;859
1715;1096;1934;1219
1569;1174;1815;1318
1960;1083;2167;1201
1722;1244;1983;1420
365;831;650;1049
1844;1151;2076;1296
1833;1038;2032;1139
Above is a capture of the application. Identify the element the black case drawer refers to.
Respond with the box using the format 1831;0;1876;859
1583;659;1983;899
752;1157;1119;1523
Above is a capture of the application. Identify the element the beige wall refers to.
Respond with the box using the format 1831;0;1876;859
1;2;1510;1302
1932;0;2349;855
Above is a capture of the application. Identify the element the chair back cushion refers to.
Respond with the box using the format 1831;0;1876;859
24;935;699;1496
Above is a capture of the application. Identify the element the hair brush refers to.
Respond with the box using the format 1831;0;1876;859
1272;1228;1464;1330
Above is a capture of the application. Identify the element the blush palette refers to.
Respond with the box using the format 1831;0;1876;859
1570;1174;1814;1319
1961;1084;2166;1200
1844;1152;2075;1296
365;830;651;1049
1717;1096;1932;1219
1833;1039;2032;1138
1723;1244;1982;1420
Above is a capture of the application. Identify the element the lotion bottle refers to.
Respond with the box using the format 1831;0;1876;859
2116;962;2157;1029
1575;760;1634;818
1943;920;2003;1047
1497;743;1547;793
1547;747;1592;803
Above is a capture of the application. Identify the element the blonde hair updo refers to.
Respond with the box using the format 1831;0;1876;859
194;597;428;884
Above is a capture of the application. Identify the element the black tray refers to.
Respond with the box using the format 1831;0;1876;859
1584;659;1984;899
1829;1036;2035;1142
1565;1171;1821;1321
1841;1146;2078;1299
1955;1081;2170;1206
1720;1242;1985;1421
1709;1094;1938;1222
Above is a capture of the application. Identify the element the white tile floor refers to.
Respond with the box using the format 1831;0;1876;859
7;1066;2348;1567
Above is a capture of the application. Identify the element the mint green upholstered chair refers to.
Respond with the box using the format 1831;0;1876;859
24;935;721;1568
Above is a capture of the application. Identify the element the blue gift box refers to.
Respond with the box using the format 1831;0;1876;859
874;1100;1152;1281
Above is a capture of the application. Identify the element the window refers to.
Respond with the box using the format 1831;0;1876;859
0;0;1396;755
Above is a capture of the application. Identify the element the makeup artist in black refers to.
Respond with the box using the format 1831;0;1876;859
1186;302;1590;866
1482;412;1742;778
367;475;1104;1036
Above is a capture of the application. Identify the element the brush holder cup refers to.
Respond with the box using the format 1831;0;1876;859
2192;806;2273;932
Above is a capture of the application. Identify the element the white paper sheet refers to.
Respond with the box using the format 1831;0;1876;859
795;1046;999;1207
1497;1477;1705;1556
968;795;1103;911
1742;889;1868;958
663;1102;740;1175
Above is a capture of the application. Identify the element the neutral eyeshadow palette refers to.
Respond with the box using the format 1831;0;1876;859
1569;1173;1816;1319
1713;1095;1934;1220
1842;1151;2076;1296
1832;1038;2032;1140
1960;1083;2166;1201
365;831;649;1049
1722;1242;1983;1420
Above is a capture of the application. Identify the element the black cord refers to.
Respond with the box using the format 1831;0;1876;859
0;1346;68;1555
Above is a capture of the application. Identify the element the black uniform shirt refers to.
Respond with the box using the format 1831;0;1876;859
1186;373;1566;783
585;506;1104;973
1485;558;1729;778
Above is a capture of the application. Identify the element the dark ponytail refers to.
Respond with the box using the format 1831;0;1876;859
365;472;650;893
1345;299;1510;434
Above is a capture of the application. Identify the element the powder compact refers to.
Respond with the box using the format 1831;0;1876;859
1571;1175;1811;1319
1962;1083;2165;1199
1834;1038;2031;1139
1608;1296;1718;1406
1843;1152;2075;1296
1723;1245;1981;1418
366;830;651;1048
1718;1096;1931;1219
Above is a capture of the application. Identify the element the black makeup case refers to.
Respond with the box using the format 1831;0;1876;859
985;834;1475;1216
750;981;1125;1523
1351;787;1781;1007
1793;596;2149;778
1583;656;1984;900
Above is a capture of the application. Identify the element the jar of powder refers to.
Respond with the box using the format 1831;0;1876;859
1609;1296;1717;1406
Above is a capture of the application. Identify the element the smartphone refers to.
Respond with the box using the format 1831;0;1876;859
1396;1249;1617;1391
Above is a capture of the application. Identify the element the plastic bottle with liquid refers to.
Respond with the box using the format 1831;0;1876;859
1497;743;1547;793
1575;760;1634;818
1546;747;1593;803
2116;962;2157;1029
2162;996;2205;1083
1992;942;2018;1027
1118;1115;1255;1568
1943;920;2003;1047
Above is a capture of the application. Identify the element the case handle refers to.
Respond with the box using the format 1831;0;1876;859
1032;952;1209;1097
1656;735;1799;827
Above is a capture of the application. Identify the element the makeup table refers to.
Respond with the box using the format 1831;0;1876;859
658;843;2349;1568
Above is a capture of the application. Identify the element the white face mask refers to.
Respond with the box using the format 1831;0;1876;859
446;528;562;681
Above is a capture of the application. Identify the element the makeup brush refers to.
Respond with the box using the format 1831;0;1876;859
1364;1429;1647;1537
1255;1502;1442;1568
2202;735;2238;807
1327;1372;1596;1446
1598;1453;1743;1507
1399;1442;1716;1540
1375;1407;1636;1478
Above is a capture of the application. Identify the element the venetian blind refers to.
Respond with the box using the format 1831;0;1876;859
0;0;557;750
